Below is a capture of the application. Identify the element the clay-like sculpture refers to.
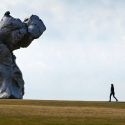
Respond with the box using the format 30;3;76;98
0;11;46;98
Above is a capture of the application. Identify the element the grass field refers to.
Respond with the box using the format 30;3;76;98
0;100;124;125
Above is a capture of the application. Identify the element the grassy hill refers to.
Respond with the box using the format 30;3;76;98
0;100;124;125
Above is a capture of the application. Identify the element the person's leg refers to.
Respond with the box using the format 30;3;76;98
109;93;112;102
113;94;118;102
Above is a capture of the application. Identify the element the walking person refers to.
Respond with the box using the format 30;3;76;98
109;84;118;102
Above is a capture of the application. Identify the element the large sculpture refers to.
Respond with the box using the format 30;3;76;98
0;11;46;99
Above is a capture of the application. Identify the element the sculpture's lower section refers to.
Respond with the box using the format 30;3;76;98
0;43;24;99
0;66;24;99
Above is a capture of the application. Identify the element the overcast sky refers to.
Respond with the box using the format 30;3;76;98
0;0;125;101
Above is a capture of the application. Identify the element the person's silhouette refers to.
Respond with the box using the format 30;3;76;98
109;84;118;102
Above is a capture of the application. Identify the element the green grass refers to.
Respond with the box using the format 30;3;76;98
0;100;124;125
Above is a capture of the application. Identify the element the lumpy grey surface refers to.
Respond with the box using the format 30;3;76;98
0;11;46;99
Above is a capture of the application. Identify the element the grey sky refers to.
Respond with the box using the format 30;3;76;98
0;0;125;101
